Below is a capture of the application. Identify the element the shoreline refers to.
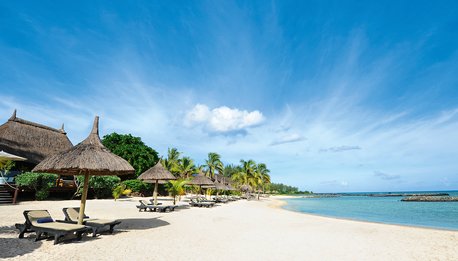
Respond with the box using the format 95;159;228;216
271;196;458;233
1;196;457;260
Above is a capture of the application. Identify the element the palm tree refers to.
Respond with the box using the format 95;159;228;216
204;152;223;179
232;159;256;188
166;179;188;204
252;163;271;200
167;148;181;162
174;156;196;179
257;163;271;192
160;158;174;172
165;148;181;176
222;164;239;177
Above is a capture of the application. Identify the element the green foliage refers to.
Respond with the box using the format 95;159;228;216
77;176;121;199
102;132;159;176
173;156;196;178
15;172;58;200
268;183;310;194
121;179;151;193
0;160;15;173
166;179;188;204
112;183;128;200
204;152;223;179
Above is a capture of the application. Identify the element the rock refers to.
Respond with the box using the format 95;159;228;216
401;196;458;202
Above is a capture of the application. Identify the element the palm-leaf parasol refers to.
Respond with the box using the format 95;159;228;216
138;162;176;205
33;116;134;224
187;173;214;195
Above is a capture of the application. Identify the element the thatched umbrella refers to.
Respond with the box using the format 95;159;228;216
240;184;252;192
137;162;176;205
33;116;134;224
188;174;214;196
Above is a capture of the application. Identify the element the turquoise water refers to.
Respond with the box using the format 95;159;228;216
282;191;458;230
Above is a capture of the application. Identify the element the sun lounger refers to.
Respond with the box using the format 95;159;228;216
62;207;121;237
15;210;88;245
136;200;173;212
189;198;214;207
148;199;178;211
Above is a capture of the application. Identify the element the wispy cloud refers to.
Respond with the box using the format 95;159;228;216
270;133;305;146
320;146;361;152
374;171;401;181
321;180;349;187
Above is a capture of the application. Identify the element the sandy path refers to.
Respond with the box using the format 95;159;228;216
0;197;457;260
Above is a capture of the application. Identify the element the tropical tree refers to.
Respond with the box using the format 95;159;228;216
166;179;188;204
102;133;159;177
253;163;271;199
174;156;196;178
222;164;240;177
165;148;181;176
232;159;256;187
204;152;223;179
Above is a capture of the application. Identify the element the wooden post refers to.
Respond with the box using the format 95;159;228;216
13;187;18;204
78;173;90;225
153;180;158;205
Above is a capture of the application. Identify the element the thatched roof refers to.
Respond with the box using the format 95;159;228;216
138;162;176;181
33;116;134;176
213;182;227;190
240;184;252;192
188;174;215;186
226;184;236;191
0;110;73;164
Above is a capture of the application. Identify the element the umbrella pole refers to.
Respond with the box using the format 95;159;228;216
153;180;158;205
78;173;90;225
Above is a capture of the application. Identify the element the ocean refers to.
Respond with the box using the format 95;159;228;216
282;191;458;230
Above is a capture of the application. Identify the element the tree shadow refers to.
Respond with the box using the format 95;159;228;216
0;237;43;259
116;217;170;230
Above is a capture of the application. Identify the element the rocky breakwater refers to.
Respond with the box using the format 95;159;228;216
370;193;449;197
401;196;458;202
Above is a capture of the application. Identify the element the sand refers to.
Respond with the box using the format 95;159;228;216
0;196;457;261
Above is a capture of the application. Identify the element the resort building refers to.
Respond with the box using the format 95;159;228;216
0;110;72;181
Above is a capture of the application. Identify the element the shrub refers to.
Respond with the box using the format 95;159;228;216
15;172;58;200
121;179;151;193
76;176;121;199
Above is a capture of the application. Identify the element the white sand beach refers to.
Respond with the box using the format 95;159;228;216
0;196;457;261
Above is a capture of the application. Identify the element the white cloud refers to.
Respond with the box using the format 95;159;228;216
185;104;265;133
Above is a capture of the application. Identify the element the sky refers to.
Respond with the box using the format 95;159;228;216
1;1;457;192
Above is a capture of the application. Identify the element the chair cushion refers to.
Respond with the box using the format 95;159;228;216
37;217;54;223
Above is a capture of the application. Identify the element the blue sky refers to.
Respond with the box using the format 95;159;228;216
1;1;457;192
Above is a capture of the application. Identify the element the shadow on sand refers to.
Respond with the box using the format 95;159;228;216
0;232;43;259
116;217;170;230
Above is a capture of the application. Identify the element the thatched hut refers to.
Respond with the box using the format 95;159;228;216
0;110;72;169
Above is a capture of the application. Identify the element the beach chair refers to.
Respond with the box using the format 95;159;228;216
15;210;88;245
137;200;172;212
197;197;216;206
149;199;178;211
62;207;121;237
190;198;214;208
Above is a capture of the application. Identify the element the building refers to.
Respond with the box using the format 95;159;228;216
0;110;73;176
